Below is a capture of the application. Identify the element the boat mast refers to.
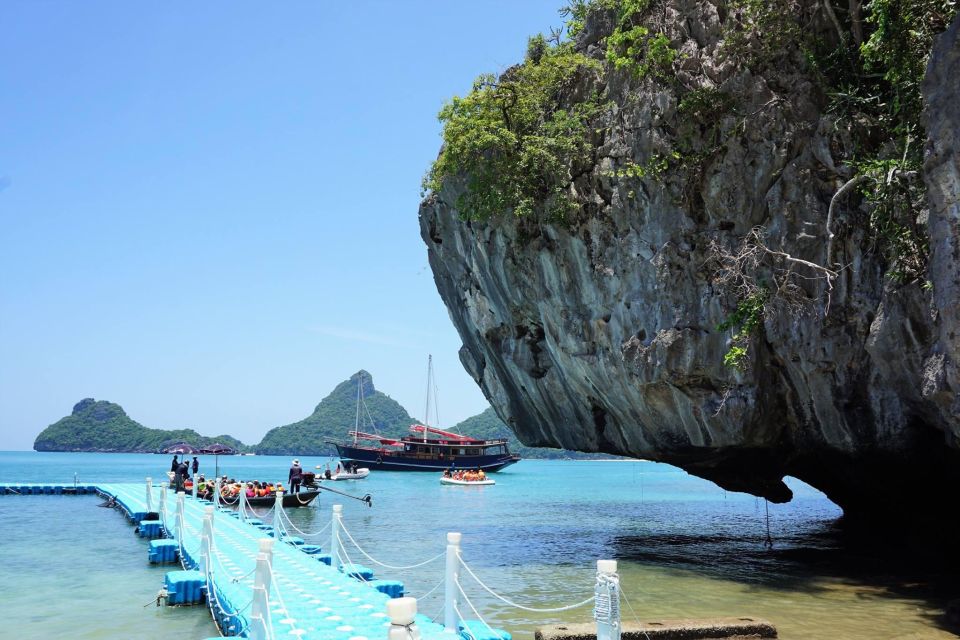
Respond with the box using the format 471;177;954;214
423;355;432;442
354;372;362;445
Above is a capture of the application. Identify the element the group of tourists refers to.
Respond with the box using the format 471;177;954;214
218;479;283;500
443;468;487;482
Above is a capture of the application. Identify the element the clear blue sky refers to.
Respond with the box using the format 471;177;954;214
0;1;564;450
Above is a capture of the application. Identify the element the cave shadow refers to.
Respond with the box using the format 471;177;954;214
611;515;960;635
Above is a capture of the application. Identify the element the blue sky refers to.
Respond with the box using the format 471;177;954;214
0;1;564;450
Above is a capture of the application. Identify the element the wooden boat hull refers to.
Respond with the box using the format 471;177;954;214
440;477;495;486
335;444;519;472
217;489;320;508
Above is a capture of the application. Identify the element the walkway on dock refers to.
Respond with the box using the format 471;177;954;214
101;482;450;640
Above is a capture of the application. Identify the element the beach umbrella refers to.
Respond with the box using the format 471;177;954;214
198;443;237;478
162;442;197;455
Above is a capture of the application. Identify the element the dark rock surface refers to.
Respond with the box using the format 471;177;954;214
421;2;960;522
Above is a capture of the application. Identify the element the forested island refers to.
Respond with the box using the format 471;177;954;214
33;372;617;459
33;398;249;453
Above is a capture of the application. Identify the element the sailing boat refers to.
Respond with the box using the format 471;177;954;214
330;356;520;472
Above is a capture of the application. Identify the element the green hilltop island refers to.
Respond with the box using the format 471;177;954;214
32;372;618;459
33;398;248;453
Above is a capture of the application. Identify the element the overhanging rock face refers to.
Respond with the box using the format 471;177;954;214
420;3;960;522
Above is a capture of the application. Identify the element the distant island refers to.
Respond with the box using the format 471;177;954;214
33;398;249;453
33;371;621;460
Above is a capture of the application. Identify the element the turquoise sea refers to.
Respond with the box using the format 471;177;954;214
0;451;956;639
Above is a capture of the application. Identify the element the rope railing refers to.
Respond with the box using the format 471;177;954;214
339;519;445;570
267;561;304;639
457;553;595;613
335;531;373;584
454;577;510;640
277;505;332;538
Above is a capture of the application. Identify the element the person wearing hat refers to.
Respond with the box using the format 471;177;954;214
288;459;303;494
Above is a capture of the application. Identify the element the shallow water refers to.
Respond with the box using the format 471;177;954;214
1;452;956;639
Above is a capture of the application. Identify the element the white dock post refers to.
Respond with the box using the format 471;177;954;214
192;475;198;499
249;538;275;640
594;560;621;640
330;504;343;568
200;505;214;578
238;488;247;523
176;491;186;543
145;477;153;513
273;489;284;534
387;596;422;640
444;532;462;633
159;485;168;534
213;478;220;509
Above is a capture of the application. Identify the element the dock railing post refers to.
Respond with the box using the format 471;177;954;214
274;489;284;534
213;478;220;510
594;560;621;640
239;488;247;523
387;596;422;640
192;475;198;500
330;504;343;568
159;484;167;526
146;477;153;513
249;538;275;640
444;532;462;633
200;505;214;579
176;491;186;543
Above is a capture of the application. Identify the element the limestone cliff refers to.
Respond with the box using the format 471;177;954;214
421;0;960;521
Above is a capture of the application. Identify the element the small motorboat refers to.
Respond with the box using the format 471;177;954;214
332;468;370;481
440;476;495;486
315;466;370;481
217;489;320;508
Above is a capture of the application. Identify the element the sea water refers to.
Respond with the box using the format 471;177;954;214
0;451;956;639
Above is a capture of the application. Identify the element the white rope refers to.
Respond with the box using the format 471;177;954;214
458;554;595;613
619;585;647;628
339;519;445;570
267;562;304;638
413;576;445;601
453;591;506;640
278;506;332;538
335;532;373;584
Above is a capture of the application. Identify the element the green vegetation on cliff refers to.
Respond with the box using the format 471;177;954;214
33;398;248;453
423;32;604;222
254;371;415;456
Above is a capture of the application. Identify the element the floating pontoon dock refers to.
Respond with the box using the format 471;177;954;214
0;481;513;640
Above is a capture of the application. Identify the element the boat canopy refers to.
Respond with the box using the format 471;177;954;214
408;424;484;443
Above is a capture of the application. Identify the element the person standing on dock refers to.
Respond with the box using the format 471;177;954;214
170;455;179;473
289;459;303;493
175;459;189;492
192;456;199;476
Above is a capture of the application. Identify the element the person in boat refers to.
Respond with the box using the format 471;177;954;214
289;459;303;493
324;465;332;480
184;477;194;492
196;475;210;500
245;483;256;498
478;470;486;481
443;469;452;478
